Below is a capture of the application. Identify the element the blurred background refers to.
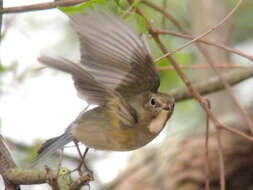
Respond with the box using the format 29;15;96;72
0;0;253;189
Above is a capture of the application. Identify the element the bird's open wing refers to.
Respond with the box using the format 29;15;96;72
38;56;137;126
70;12;160;98
38;56;111;105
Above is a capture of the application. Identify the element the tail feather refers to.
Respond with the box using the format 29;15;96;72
32;132;73;167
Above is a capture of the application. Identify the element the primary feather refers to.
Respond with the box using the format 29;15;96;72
70;12;160;98
38;56;111;105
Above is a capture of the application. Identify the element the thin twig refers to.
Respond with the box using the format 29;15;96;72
204;100;211;190
161;0;167;28
120;3;135;19
142;0;187;33
216;127;226;190
127;0;253;143
141;0;253;136
154;34;253;141
153;0;244;62
74;140;83;176
198;43;253;135
0;0;89;14
142;1;253;133
153;28;253;62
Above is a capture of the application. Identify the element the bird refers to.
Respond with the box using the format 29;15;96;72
35;12;175;164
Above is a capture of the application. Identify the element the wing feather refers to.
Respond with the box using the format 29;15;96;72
70;12;160;98
38;56;111;105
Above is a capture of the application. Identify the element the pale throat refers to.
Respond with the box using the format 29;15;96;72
147;110;170;133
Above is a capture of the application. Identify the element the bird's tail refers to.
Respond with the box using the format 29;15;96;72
32;131;73;167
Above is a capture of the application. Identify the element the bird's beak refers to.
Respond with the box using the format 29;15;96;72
163;103;174;111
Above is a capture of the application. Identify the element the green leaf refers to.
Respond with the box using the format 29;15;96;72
115;0;129;10
59;0;107;15
134;13;148;34
105;0;121;14
57;168;73;190
131;0;141;8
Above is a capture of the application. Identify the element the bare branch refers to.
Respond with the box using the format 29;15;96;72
153;28;253;62
3;165;93;188
127;0;253;142
0;0;89;14
0;136;20;189
171;67;253;102
5;168;49;185
142;0;253;133
151;0;244;62
216;128;226;190
142;0;188;33
0;137;93;188
204;100;211;190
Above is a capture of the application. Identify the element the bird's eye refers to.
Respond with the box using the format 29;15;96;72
150;98;156;106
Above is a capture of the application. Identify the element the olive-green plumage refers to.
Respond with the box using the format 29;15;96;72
35;12;175;164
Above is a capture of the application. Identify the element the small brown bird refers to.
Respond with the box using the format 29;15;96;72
35;12;175;164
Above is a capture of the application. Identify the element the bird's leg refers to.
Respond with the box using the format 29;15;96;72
73;139;83;176
74;139;83;158
80;147;91;173
80;147;94;182
73;140;92;177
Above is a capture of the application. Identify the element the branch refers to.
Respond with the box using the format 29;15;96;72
216;128;225;190
143;0;253;134
127;0;253;142
141;0;188;33
0;136;93;189
153;28;253;62
4;166;93;189
5;168;50;185
0;0;89;14
145;0;245;62
142;0;253;133
204;100;211;190
0;136;20;189
171;67;253;102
